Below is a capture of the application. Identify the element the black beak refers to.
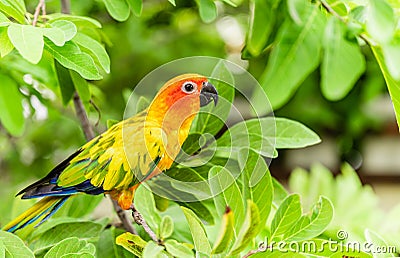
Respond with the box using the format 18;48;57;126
200;81;218;107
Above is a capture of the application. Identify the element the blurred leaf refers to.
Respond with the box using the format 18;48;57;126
45;39;102;80
382;41;400;80
230;200;261;255
127;0;143;17
116;232;147;256
44;237;95;258
168;0;176;6
164;240;194;257
135;96;150;113
364;229;395;258
31;221;102;253
97;227;132;258
73;32;110;73
107;119;119;129
0;73;24;136
134;185;162;234
259;0;325;110
366;0;396;43
284;196;334;241
0;27;13;57
0;0;26;23
142;241;165;258
102;0;130;22
196;0;217;23
270;194;302;239
238;148;273;228
192;60;234;136
54;60;75;105
0;231;34;258
70;70;91;110
246;0;276;56
160;215;174;240
50;20;77;42
48;15;102;29
181;206;211;256
209;166;245;235
371;46;400;129
321;18;365;101
41;27;66;47
8;24;43;64
212;207;234;254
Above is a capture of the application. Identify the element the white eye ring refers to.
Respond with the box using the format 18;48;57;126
181;81;197;94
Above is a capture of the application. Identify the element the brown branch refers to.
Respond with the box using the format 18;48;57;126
131;204;161;244
61;0;137;235
242;242;268;258
32;0;46;26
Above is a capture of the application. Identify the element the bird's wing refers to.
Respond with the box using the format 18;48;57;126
19;110;166;198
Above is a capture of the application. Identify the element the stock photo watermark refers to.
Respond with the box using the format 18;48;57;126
253;230;397;256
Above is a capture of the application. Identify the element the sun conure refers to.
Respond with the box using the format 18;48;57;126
3;74;218;232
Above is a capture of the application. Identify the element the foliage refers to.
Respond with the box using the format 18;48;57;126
0;0;399;257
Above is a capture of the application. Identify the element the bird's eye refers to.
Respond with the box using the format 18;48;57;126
181;81;197;94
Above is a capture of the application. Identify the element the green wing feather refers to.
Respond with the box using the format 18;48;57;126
57;111;165;191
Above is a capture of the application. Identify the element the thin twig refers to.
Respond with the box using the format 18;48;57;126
131;204;161;244
319;0;370;44
242;242;268;258
32;0;46;26
61;0;136;236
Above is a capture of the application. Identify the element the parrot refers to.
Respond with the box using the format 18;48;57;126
3;73;218;232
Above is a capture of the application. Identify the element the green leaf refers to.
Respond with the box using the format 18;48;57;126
142;241;165;258
31;221;102;253
366;0;396;43
0;73;24;136
127;0;143;17
191;60;235;136
73;32;110;73
134;185;162;233
0;27;13;57
272;177;288;206
44;237;95;258
0;231;34;258
246;0;276;56
136;96;150;113
45;39;102;80
230;200;261;255
103;0;131;22
41;27;66;47
364;229;395;258
181;206;212;256
168;0;176;6
70;70;91;108
116;232;147;256
160;215;174;240
107;119;119;129
50;20;77;42
238;148;273;228
321;18;365;101
381;40;400;80
54;60;76;105
212;207;234;254
371;46;400;129
97;227;133;258
164;240;194;257
283;196;334;241
270;194;302;239
209;166;245;235
258;0;325;110
196;0;217;23
48;15;102;29
8;24;44;64
0;0;26;23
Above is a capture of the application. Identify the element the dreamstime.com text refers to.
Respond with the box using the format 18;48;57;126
258;230;397;255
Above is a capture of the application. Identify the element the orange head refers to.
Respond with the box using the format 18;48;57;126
147;74;218;130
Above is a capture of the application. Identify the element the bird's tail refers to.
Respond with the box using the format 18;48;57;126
2;196;69;232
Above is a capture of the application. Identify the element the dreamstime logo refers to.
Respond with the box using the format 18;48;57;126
122;56;275;202
254;230;397;256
